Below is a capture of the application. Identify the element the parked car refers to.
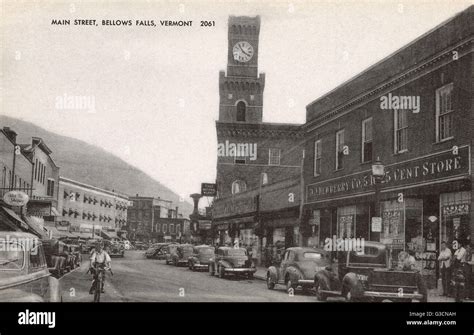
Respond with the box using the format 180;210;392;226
164;244;179;264
209;247;256;279
42;238;68;278
266;247;331;293
133;241;148;250
0;232;61;302
169;244;194;266
145;243;170;259
188;245;215;271
314;241;428;302
105;240;125;258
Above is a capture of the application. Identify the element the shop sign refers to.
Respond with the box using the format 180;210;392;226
3;191;29;207
198;220;212;230
371;217;382;232
201;183;217;197
307;146;470;203
212;195;256;218
442;203;470;217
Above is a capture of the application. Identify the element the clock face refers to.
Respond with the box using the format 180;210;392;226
233;41;254;63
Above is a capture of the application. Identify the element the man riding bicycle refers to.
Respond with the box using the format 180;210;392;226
89;242;112;294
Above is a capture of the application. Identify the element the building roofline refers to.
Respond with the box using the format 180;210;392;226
59;176;129;200
305;5;473;112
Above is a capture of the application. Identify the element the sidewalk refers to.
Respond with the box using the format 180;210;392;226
253;266;459;302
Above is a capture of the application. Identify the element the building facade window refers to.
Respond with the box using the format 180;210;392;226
236;101;246;122
268;148;281;166
335;129;345;170
436;83;454;142
170;224;175;234
231;180;246;194
162;224;167;233
234;156;246;165
314;139;322;176
47;179;54;197
394;109;408;153
361;117;373;163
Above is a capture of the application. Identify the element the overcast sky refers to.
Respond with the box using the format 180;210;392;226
1;0;471;201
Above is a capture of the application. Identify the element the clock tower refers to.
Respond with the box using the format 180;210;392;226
218;16;265;123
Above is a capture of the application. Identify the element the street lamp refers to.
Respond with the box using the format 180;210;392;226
371;157;385;240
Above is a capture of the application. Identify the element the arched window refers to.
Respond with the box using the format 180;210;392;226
236;101;246;122
231;180;247;194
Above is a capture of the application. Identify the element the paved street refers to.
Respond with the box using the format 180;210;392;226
60;250;317;302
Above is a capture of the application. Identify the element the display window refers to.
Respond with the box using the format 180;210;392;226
440;191;471;247
337;205;369;239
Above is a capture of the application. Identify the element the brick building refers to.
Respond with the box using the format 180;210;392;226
302;7;473;286
212;16;305;264
127;195;182;242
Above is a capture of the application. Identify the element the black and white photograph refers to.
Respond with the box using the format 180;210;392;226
0;0;473;330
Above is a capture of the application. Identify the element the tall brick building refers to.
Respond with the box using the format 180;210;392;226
213;16;304;263
302;7;473;287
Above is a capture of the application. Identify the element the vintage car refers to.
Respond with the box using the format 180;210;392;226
266;247;331;293
313;241;428;302
188;245;215;271
133;241;148;251
168;244;194;266
209;247;256;278
145;243;170;259
0;232;61;302
164;244;178;264
42;238;69;278
105;240;125;258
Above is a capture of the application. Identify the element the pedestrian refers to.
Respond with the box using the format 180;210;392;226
453;240;469;301
438;241;452;296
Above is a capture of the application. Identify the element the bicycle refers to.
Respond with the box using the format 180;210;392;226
89;264;113;302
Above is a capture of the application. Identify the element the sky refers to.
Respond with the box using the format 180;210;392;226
1;0;472;201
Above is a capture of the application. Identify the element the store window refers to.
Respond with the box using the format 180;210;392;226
440;192;471;246
337;205;369;240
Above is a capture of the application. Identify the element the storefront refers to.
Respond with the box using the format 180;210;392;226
305;146;472;287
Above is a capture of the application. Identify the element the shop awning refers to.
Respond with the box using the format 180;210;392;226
101;230;119;240
0;206;28;230
44;226;76;239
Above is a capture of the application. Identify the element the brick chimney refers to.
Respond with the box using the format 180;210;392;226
3;127;17;143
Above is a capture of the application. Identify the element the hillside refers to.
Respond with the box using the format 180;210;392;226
0;115;194;218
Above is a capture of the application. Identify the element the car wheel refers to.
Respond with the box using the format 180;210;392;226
218;265;225;279
247;272;254;279
345;287;359;302
266;274;275;290
314;280;327;302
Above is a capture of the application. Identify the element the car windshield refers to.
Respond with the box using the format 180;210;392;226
198;248;214;255
0;242;24;270
303;252;322;260
227;249;246;256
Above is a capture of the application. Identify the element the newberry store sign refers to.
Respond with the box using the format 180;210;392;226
307;146;470;203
